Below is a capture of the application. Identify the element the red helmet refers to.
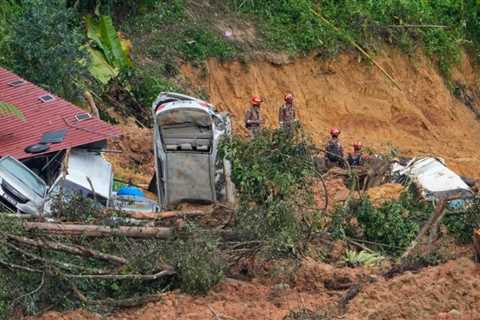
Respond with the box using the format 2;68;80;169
330;128;341;137
251;96;262;106
353;141;362;150
284;93;293;103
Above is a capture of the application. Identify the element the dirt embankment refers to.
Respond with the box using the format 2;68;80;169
182;49;480;179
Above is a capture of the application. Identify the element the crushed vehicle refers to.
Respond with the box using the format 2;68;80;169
151;92;234;210
0;156;48;214
0;149;113;215
392;157;474;203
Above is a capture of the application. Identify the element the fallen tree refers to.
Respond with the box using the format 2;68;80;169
23;222;173;238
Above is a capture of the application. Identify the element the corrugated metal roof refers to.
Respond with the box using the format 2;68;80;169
0;67;122;159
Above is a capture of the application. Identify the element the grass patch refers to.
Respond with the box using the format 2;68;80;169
123;0;238;65
229;0;480;77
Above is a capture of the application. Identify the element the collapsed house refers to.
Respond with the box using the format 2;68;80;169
0;67;121;214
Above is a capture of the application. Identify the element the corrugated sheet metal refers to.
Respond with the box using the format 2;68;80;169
0;68;121;159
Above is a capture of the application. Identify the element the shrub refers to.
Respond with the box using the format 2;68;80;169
330;195;421;256
171;232;224;295
49;191;103;222
358;199;419;255
221;127;319;256
443;197;480;244
342;249;384;268
5;0;88;102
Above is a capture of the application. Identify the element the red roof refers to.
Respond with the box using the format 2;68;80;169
0;67;121;159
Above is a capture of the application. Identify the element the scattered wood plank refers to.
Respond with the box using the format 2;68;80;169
23;222;173;239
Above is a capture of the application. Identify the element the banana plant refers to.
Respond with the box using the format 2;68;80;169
85;15;132;84
342;249;383;268
0;102;25;121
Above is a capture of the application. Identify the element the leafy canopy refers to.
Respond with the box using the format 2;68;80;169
4;0;88;102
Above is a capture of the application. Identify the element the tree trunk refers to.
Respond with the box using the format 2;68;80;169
23;222;173;239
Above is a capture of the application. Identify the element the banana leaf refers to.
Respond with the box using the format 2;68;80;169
85;15;131;70
87;47;119;85
0;102;25;121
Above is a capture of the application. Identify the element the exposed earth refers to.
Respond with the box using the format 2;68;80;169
33;49;480;320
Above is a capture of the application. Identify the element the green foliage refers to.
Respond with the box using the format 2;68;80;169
221;128;318;255
68;0;161;18
229;0;480;77
0;1;21;66
358;199;419;255
4;0;88;102
169;227;224;295
49;192;102;222
331;194;424;256
444;197;480;243
123;67;181;112
177;28;237;63
342;249;383;268
85;15;131;84
123;0;237;65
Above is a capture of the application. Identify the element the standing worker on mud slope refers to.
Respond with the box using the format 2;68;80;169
325;127;344;168
244;96;263;138
279;93;297;133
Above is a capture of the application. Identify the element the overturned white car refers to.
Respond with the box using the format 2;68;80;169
151;92;234;210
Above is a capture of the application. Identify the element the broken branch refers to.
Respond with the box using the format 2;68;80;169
65;268;176;280
401;200;447;259
7;234;127;265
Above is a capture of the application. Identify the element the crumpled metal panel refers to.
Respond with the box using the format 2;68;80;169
399;157;474;200
165;152;213;205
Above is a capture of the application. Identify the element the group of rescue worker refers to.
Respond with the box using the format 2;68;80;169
244;93;368;167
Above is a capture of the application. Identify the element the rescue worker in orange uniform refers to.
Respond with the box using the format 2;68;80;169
279;93;296;132
325;128;344;167
244;96;263;138
347;142;369;167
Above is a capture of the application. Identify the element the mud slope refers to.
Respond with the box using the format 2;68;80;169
34;257;480;320
182;49;480;179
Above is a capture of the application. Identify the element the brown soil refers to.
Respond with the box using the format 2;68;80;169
367;183;404;207
181;49;480;179
107;121;154;187
33;257;480;320
346;258;480;320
